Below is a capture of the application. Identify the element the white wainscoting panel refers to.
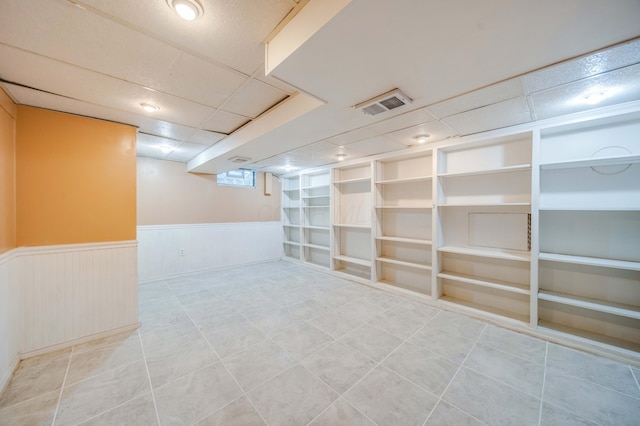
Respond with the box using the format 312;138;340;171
0;250;20;393
138;222;284;282
16;241;139;353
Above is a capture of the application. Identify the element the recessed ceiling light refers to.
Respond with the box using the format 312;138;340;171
158;145;174;154
582;90;608;105
140;102;159;112
283;164;294;172
167;0;203;20
336;153;347;161
414;134;431;144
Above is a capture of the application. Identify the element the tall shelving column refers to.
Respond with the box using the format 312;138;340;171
373;151;434;295
331;161;373;280
301;170;331;269
281;174;301;262
434;133;533;325
537;111;640;352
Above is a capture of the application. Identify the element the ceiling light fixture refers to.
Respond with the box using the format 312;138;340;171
283;165;294;172
140;102;159;112
582;90;608;105
414;134;431;144
167;0;203;21
158;145;173;154
336;154;347;161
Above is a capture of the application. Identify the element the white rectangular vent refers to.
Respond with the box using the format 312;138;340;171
229;156;251;163
355;89;412;116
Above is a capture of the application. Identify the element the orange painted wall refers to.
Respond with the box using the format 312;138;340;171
16;106;137;246
0;88;16;254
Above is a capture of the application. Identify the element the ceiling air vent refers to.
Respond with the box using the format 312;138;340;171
229;156;251;164
355;89;412;116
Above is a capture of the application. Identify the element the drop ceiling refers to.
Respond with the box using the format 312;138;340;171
1;0;639;175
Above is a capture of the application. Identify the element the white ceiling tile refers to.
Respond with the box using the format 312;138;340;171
384;121;458;146
223;79;288;118
324;127;378;146
255;67;297;95
203;110;250;134
428;78;526;118
288;140;337;155
529;63;640;120
524;39;640;93
79;0;295;75
3;84;197;141
0;44;215;128
0;0;181;90
160;53;248;108
165;142;210;162
136;133;180;160
344;136;406;156
187;129;226;146
366;107;437;135
442;97;532;136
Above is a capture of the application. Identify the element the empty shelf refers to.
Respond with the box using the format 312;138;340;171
438;246;531;262
438;271;530;295
376;236;432;245
375;176;432;184
376;257;432;270
538;291;640;320
334;255;371;267
540;154;640;170
438;164;531;178
538;253;640;271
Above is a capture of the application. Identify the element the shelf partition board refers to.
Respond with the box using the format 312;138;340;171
333;223;372;229
302;205;329;208
538;291;640;320
282;224;300;228
376;236;432;245
303;225;330;230
376;257;432;270
303;243;330;251
375;205;432;209
538;253;640;271
540;154;640;170
438;271;530;295
375;176;432;184
438;246;531;262
282;188;300;192
334;255;372;267
302;195;330;199
537;322;640;353
301;184;330;189
438;202;531;207
283;241;300;246
439;296;530;324
438;164;531;178
333;177;371;184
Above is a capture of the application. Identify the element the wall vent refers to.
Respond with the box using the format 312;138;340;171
355;89;413;116
229;156;251;163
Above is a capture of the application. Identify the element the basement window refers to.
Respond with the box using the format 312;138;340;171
216;169;256;188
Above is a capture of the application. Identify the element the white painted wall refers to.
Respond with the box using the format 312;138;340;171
137;222;284;282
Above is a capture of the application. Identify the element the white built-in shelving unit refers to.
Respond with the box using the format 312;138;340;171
435;133;533;325
374;152;433;295
281;175;301;261
280;103;640;359
301;170;331;269
537;112;640;352
332;163;373;280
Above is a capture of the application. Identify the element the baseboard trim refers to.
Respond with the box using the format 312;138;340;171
0;352;20;397
19;322;141;361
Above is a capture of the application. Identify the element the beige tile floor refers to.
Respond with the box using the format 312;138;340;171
1;261;639;425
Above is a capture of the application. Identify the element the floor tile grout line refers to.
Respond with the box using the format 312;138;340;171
166;282;272;425
422;324;488;426
50;347;74;426
315;309;448;425
631;366;640;393
138;329;162;426
538;342;549;426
